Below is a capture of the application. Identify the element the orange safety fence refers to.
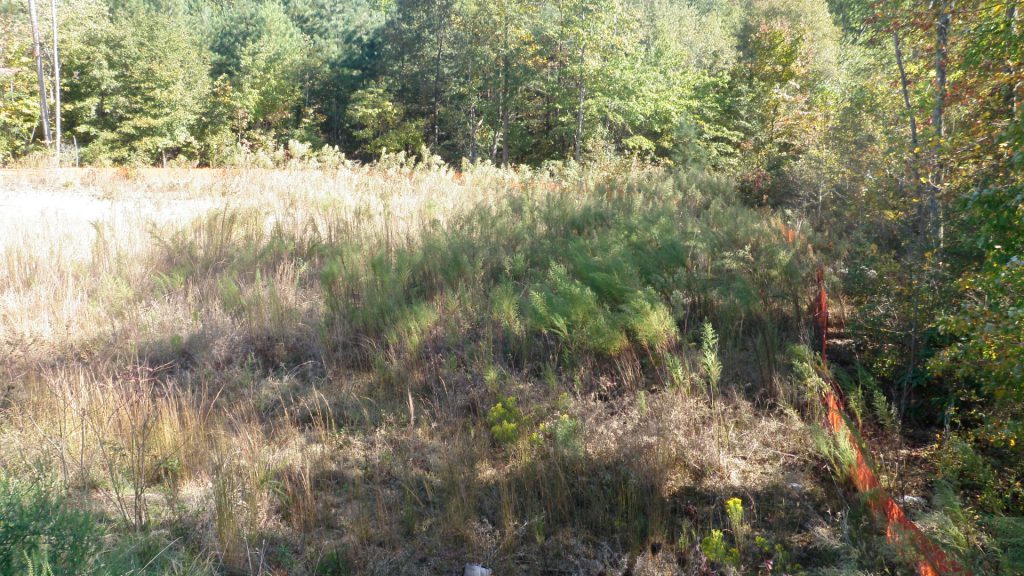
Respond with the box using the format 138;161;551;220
822;393;970;576
784;225;970;576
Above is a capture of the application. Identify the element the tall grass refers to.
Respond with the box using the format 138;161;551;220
0;163;842;574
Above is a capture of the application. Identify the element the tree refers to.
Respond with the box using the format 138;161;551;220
62;4;210;163
0;11;39;161
454;0;537;164
382;0;457;151
345;83;424;157
28;0;51;148
205;0;313;144
282;0;385;145
50;0;61;160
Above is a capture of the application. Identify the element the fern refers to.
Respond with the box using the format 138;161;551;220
528;263;627;355
490;282;524;336
701;321;722;398
620;290;678;350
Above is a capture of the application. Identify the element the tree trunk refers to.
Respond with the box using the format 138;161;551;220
574;81;585;163
28;0;51;148
573;29;587;163
499;64;507;166
893;32;919;153
467;48;478;164
893;31;926;237
501;102;510;167
893;30;924;416
431;0;444;149
50;0;61;161
490;92;501;162
468;99;478;164
1009;4;1022;120
500;12;510;167
929;0;950;249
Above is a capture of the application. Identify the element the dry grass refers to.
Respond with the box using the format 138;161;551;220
0;165;867;575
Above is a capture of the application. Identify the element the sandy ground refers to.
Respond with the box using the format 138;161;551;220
0;169;218;258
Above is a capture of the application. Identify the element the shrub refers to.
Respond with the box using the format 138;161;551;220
487;396;525;445
0;478;104;576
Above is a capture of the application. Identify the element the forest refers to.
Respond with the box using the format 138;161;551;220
1;0;1023;574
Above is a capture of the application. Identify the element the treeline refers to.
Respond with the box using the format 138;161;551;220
4;0;854;201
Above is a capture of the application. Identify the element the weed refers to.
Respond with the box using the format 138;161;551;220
487;396;525;445
701;321;722;400
701;529;740;568
552;414;583;457
725;497;748;551
811;426;858;485
0;166;836;574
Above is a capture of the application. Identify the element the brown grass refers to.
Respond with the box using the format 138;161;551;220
0;165;854;575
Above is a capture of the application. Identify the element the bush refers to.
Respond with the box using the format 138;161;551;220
0;478;104;576
487;396;525;445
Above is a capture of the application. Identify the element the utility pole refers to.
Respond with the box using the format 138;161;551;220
28;0;52;148
50;0;62;162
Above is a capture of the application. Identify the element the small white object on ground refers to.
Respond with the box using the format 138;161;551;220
463;564;492;576
897;495;928;509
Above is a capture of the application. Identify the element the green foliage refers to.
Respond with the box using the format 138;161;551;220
312;169;810;397
528;263;629;356
0;14;39;161
234;1;308;130
754;535;799;573
836;364;897;432
932;254;1024;475
384;301;438;355
665;353;690;392
913;479;1024;574
724;496;747;550
701;529;740;568
487;396;525;445
4;0;1024;563
936;433;1015;514
490;281;524;337
3;0;857;169
63;4;211;163
700;321;722;396
345;84;424;156
315;546;355;576
0;478;104;576
789;344;828;411
620;289;678;350
810;425;857;485
552;413;582;457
